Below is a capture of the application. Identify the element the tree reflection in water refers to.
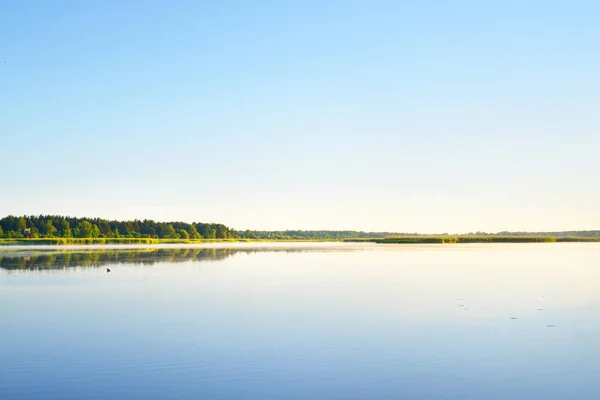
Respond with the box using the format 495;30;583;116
0;246;355;270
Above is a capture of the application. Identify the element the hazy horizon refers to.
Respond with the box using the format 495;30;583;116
2;1;599;232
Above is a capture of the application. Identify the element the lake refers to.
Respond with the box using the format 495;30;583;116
1;243;599;399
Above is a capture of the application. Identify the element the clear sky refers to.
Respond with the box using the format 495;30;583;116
1;0;599;232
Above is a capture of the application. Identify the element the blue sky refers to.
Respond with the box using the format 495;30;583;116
1;0;599;232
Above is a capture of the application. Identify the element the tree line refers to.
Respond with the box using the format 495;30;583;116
238;230;400;240
0;215;236;239
1;215;597;240
0;215;407;240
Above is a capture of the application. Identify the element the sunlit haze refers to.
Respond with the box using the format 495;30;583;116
2;1;598;232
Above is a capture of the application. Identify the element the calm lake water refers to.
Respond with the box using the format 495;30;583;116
1;243;599;399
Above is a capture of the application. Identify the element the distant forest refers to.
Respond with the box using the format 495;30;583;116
0;215;598;240
0;215;235;240
0;215;399;240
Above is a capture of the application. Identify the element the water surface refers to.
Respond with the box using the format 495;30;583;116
1;243;599;399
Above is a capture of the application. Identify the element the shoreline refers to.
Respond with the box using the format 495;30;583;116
1;236;599;246
0;238;344;246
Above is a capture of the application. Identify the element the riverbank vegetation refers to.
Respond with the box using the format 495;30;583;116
368;236;600;244
0;215;402;242
0;215;598;245
0;215;236;240
0;237;334;246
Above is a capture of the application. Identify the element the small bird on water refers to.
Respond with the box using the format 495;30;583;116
107;268;111;273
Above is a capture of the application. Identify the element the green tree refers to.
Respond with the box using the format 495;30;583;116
187;224;201;239
40;220;57;237
124;221;134;236
30;227;40;238
16;216;26;232
179;229;189;240
159;224;179;239
57;219;72;238
205;228;216;239
75;221;93;238
91;224;101;238
99;220;111;236
215;225;228;239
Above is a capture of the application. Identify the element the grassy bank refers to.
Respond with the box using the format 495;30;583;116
0;238;160;245
372;236;600;244
0;238;343;246
1;236;599;246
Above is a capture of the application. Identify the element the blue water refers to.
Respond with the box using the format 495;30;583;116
1;243;599;399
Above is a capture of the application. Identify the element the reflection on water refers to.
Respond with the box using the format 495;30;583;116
1;243;600;400
0;245;358;270
0;248;243;270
